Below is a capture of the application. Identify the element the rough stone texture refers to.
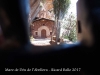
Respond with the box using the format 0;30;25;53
29;0;54;23
29;0;41;23
29;0;56;39
43;0;53;11
37;0;54;20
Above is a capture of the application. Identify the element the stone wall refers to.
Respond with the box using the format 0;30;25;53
77;0;86;41
31;18;55;38
77;0;93;46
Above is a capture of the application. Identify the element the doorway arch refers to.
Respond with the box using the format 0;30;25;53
41;29;46;38
38;26;50;38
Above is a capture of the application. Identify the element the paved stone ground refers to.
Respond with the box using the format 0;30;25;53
31;38;51;46
31;38;74;46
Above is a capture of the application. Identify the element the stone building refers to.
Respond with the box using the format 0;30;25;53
30;0;56;38
31;18;55;38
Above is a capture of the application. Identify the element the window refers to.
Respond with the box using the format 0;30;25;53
50;32;52;35
77;21;81;33
35;32;38;35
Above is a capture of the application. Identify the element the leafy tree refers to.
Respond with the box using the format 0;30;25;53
53;0;71;44
61;12;77;42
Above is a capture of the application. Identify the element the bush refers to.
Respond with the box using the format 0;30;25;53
30;36;34;41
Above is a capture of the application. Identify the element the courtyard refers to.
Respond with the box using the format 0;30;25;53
31;38;51;46
30;38;73;46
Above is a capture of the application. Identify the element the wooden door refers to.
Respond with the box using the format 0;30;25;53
41;29;46;38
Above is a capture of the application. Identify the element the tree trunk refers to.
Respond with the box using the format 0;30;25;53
56;19;61;44
51;21;55;42
55;20;57;43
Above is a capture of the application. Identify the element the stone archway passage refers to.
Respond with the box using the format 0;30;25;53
41;29;46;38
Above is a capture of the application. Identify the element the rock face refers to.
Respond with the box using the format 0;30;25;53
44;0;53;11
29;0;56;37
29;0;41;24
29;0;54;24
37;0;54;20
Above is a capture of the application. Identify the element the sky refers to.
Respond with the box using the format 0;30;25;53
68;0;78;15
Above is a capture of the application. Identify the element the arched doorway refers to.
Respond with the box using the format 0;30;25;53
41;29;46;38
38;26;50;38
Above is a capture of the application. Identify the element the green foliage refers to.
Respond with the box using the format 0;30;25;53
53;0;71;19
30;36;34;41
67;30;77;42
64;35;69;39
53;0;71;43
62;13;77;42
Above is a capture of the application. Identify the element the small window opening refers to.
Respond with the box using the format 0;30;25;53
50;32;52;35
35;32;38;35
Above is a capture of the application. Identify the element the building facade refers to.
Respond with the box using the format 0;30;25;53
31;18;55;38
30;0;56;38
